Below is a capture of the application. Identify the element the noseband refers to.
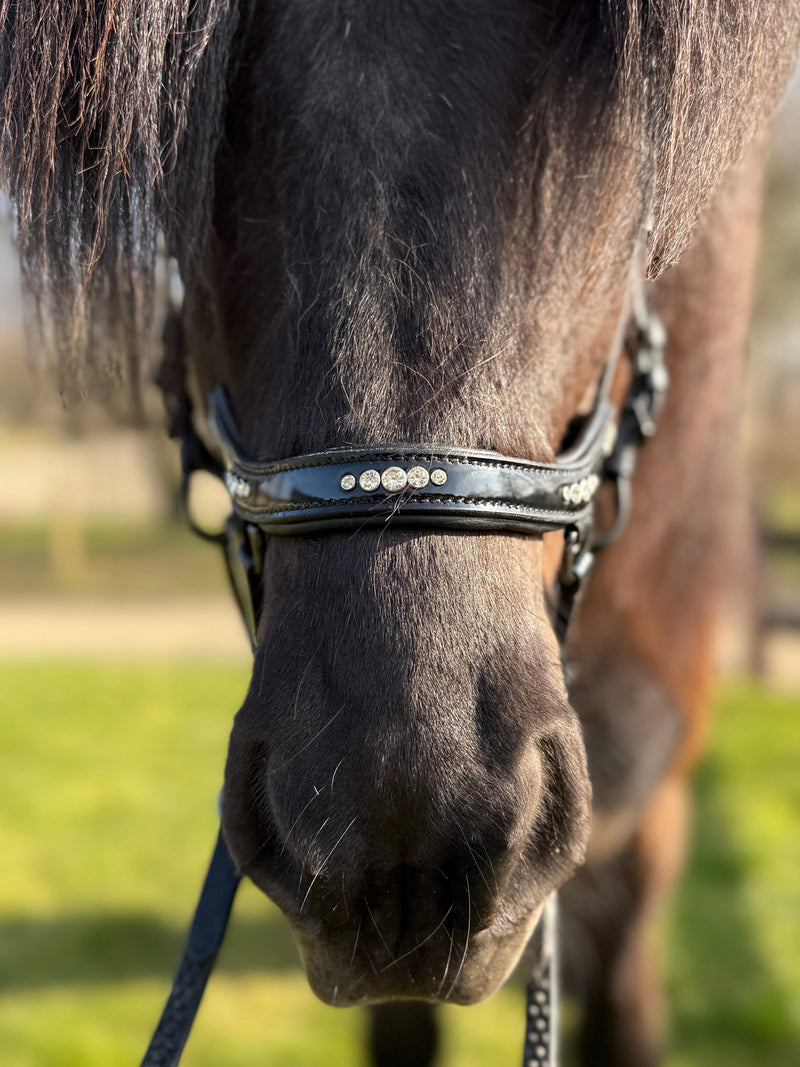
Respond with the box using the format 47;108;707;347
142;297;668;1067
209;384;613;539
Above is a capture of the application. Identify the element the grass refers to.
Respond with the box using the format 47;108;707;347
0;662;798;1066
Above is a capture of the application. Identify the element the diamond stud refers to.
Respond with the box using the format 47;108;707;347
340;474;356;491
562;475;601;506
407;466;429;489
429;468;448;486
359;469;381;492
381;466;407;492
224;471;251;499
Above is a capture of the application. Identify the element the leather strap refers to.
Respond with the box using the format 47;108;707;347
524;896;559;1067
208;386;615;537
140;832;240;1067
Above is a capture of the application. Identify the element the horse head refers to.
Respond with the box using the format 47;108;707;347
208;5;644;1004
3;0;798;1017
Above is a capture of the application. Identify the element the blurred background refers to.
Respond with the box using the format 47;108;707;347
1;82;799;1067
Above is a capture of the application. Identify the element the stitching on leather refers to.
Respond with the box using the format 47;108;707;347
234;451;601;478
235;495;586;519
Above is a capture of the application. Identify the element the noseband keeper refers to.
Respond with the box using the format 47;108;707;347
208;386;617;538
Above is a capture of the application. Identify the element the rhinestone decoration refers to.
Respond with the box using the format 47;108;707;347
429;468;448;486
381;466;408;492
340;474;356;491
359;469;381;492
224;471;251;499
652;363;670;391
561;473;600;506
407;466;430;489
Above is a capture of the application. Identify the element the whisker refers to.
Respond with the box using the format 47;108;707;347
380;902;455;972
279;787;321;856
342;869;350;920
454;816;497;900
268;703;346;774
436;916;456;998
299;815;357;913
330;758;344;792
300;815;331;868
296;813;331;894
364;899;396;963
445;872;472;1000
349;915;362;967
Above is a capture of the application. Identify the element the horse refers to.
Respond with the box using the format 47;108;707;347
2;3;799;1064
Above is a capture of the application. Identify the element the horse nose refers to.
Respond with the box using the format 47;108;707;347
220;542;592;1003
291;799;521;929
257;707;546;891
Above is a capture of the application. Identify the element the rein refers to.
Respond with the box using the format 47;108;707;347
141;297;667;1067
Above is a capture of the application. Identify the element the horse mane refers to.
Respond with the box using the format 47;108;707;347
0;0;242;402
0;0;797;401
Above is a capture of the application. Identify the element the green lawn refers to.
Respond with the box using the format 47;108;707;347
1;663;798;1066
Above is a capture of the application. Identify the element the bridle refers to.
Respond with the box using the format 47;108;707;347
141;285;668;1067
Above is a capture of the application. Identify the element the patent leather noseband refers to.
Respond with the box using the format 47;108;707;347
208;386;615;538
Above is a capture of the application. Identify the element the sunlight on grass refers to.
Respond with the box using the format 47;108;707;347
1;663;798;1065
665;683;800;1066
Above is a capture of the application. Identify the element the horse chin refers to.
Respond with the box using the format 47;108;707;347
291;903;544;1008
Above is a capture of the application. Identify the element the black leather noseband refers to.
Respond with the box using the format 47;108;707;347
208;387;615;538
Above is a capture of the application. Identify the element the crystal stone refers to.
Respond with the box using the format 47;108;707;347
359;469;381;492
381;466;407;492
429;468;448;486
406;466;429;489
340;474;356;491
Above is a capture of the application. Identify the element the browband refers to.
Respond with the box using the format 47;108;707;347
207;386;618;537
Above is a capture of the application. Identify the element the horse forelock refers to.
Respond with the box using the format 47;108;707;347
0;0;797;403
0;0;243;401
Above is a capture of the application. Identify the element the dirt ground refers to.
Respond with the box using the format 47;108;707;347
0;595;797;692
0;596;249;660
